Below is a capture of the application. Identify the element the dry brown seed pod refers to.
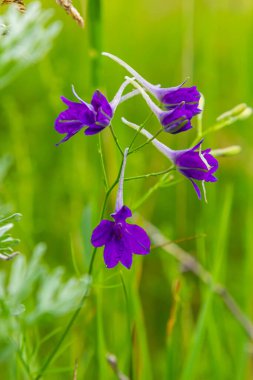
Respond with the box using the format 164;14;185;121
1;0;26;13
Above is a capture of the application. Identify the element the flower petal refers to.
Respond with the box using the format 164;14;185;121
179;168;208;181
103;239;120;268
176;153;207;171
125;224;151;255
91;91;113;118
60;97;95;124
111;206;132;222
103;236;132;269
55;118;83;135
84;125;106;135
190;179;201;199
160;86;201;106
55;96;96;143
161;103;196;134
91;220;113;247
205;153;219;170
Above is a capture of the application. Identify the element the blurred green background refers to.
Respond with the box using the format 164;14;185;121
1;0;253;379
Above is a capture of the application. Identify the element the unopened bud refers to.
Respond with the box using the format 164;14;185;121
217;103;252;121
211;145;241;157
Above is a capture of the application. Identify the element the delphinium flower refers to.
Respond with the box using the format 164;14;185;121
123;119;218;200
91;149;151;269
125;76;193;134
55;78;132;144
102;52;201;125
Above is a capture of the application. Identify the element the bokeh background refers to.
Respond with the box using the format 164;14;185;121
1;0;253;379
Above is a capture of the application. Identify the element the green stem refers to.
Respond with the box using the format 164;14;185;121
35;1;104;377
109;124;124;156
34;286;90;380
16;345;33;380
88;158;124;274
125;166;175;181
129;128;163;154
132;171;175;211
128;111;153;151
87;0;102;88
98;133;108;190
34;176;118;379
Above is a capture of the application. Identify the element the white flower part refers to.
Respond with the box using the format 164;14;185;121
102;51;156;92
102;52;189;97
202;180;208;203
71;85;94;111
119;89;140;104
110;78;133;111
124;76;162;118
115;148;129;212
198;145;211;171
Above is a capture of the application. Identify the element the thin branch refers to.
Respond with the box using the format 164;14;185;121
109;124;124;156
125;166;175;182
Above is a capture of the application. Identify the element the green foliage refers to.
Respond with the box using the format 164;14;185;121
0;243;90;376
1;0;253;379
0;1;61;89
0;213;21;261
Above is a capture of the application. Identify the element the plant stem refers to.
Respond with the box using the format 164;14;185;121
129;128;163;154
109;124;124;156
128;111;153;151
35;1;104;377
132;171;175;211
125;166;175;181
87;0;102;88
98;133;108;190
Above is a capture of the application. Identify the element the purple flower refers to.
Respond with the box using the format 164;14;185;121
159;102;192;134
124;76;192;134
123;119;218;200
172;141;218;199
91;205;150;269
91;148;151;269
55;79;131;145
103;52;201;126
152;83;201;119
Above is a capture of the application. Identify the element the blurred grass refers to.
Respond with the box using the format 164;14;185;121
1;0;253;379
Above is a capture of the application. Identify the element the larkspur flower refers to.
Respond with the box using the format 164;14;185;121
55;79;132;144
103;52;201;122
91;149;151;269
123;119;218;200
126;77;192;134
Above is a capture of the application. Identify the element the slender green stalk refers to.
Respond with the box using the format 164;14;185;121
34;287;90;379
35;159;124;378
109;124;124;156
98;133;108;190
35;1;104;377
132;171;176;211
129;128;163;154
87;0;102;88
128;111;153;151
16;346;33;380
125;166;175;181
119;271;133;377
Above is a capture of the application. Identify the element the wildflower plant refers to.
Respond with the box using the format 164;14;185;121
0;1;61;89
0;213;21;261
54;52;251;270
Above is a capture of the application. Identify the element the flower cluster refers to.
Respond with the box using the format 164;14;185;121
54;52;219;269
